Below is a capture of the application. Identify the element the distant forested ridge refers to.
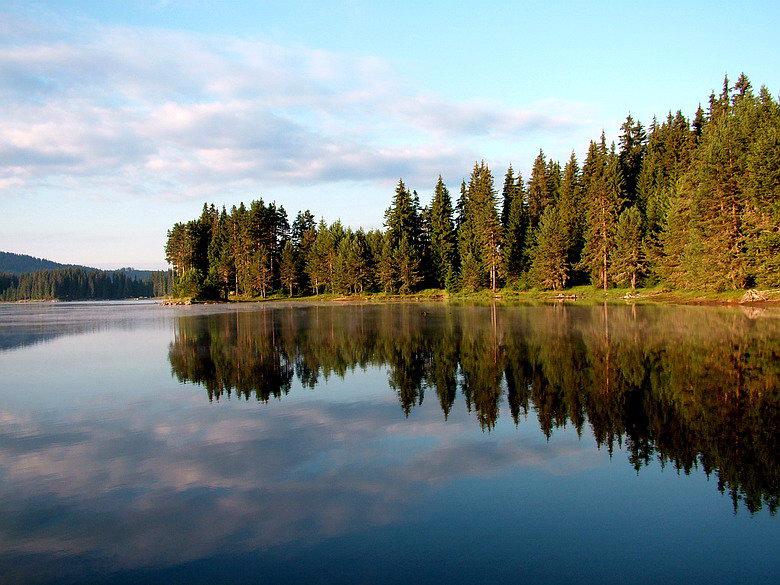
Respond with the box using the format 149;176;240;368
165;75;780;299
0;268;175;301
0;251;156;281
0;252;175;301
0;251;91;274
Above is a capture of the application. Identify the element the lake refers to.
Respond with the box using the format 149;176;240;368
0;300;778;584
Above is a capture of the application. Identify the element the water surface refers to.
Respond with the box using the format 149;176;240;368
0;301;778;584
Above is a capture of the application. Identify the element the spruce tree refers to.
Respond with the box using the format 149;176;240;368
557;153;583;276
526;150;553;231
529;206;570;290
305;220;332;294
458;161;502;291
501;165;517;227
377;232;398;293
612;207;645;289
618;114;646;206
580;138;623;289
397;235;422;293
428;176;457;288
280;240;297;296
501;168;528;281
384;179;424;292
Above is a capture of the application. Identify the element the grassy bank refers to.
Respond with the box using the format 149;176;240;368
162;286;780;307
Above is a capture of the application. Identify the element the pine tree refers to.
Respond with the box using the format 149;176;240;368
280;240;297;296
458;161;502;291
529;206;570;290
618;114;646;206
385;179;423;248
207;207;232;299
526;150;553;231
384;179;424;292
376;232;398;293
557;153;583;280
334;230;371;294
230;203;252;295
455;180;468;232
612;207;645;289
397;235;422;293
692;104;707;139
428;176;457;288
501;168;528;281
305;220;331;294
247;246;272;298
580;139;623;289
501;165;517;227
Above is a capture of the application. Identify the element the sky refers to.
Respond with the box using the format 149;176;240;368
1;1;778;269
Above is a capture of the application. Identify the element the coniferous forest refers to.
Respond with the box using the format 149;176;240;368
165;75;779;299
0;268;174;301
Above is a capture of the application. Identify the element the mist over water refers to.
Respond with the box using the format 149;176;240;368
0;301;778;584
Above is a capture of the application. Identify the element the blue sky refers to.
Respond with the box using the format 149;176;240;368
1;0;778;269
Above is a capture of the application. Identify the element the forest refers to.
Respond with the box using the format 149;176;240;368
0;267;174;301
165;74;779;299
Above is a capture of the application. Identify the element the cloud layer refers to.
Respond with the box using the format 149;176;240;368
0;13;591;203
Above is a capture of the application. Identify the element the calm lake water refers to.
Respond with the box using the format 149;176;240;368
0;300;778;584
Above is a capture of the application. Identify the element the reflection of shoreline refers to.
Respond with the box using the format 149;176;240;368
169;303;780;515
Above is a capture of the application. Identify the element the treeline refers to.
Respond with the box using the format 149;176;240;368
0;267;175;301
169;304;780;514
165;75;780;298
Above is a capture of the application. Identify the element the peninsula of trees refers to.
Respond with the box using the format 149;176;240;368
164;75;780;299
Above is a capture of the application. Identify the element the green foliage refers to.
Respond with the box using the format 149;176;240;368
526;150;554;231
529;206;570;290
0;268;155;301
580;138;623;289
612;206;645;288
163;75;778;297
280;240;297;296
458;161;502;291
501;165;528;280
427;176;457;288
172;267;204;299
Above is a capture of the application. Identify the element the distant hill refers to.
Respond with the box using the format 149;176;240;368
0;251;90;274
0;251;155;280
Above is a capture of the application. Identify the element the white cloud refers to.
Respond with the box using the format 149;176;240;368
0;15;596;204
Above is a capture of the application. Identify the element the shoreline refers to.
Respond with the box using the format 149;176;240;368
158;287;780;308
4;291;779;308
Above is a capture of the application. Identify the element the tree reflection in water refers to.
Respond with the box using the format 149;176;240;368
169;303;780;514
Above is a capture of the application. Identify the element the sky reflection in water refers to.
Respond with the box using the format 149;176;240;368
0;301;778;585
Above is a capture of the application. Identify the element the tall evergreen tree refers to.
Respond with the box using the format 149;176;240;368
526;150;554;231
383;179;425;292
458;161;502;291
529;206;570;290
427;176;457;288
580;138;623;289
618;114;647;205
557;153;584;282
502;168;528;281
280;240;297;296
612;207;645;289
